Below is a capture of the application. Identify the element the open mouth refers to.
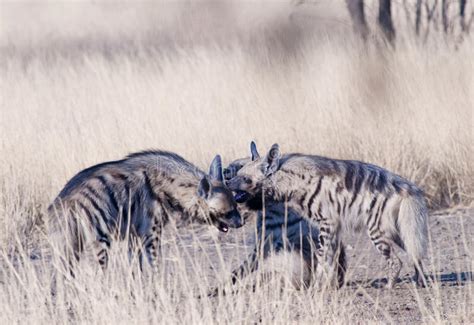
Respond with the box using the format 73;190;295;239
217;221;229;233
234;190;251;203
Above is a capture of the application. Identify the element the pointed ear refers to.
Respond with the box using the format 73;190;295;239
209;155;223;182
250;141;260;161
263;143;280;176
198;177;212;198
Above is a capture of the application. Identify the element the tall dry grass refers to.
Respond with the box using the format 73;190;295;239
0;1;473;323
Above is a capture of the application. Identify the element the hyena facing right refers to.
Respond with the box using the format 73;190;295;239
48;150;243;275
228;142;428;288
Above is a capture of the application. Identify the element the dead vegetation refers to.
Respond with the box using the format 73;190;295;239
0;1;472;323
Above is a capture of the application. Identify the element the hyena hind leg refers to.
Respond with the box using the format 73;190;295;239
143;234;161;273
335;244;347;288
371;237;402;289
317;226;342;288
414;259;428;288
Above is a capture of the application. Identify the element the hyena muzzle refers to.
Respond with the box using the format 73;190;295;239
48;150;243;275
217;155;346;292
227;142;428;288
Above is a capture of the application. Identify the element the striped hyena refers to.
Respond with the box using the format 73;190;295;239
219;153;346;291
227;142;428;288
48;150;243;274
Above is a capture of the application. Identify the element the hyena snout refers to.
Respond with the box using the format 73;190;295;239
227;176;256;203
216;209;244;232
227;176;249;191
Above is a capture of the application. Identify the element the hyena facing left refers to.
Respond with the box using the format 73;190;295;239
48;150;243;274
228;142;428;288
219;154;346;291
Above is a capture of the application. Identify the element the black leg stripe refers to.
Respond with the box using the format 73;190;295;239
377;197;390;228
371;196;389;231
366;196;378;229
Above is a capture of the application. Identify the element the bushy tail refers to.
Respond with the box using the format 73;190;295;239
398;194;428;262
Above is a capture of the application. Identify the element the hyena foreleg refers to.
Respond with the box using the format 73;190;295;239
413;259;427;287
334;242;347;287
316;219;342;288
140;203;166;273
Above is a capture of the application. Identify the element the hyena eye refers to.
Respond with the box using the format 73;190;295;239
243;176;252;184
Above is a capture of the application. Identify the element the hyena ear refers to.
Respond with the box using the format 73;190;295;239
263;143;280;176
198;177;212;199
250;141;260;161
209;155;223;182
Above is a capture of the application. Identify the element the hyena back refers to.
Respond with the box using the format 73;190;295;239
48;150;242;273
228;143;428;288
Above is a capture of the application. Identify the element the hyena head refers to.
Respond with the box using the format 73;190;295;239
197;155;244;232
223;157;251;183
227;142;281;202
222;141;261;185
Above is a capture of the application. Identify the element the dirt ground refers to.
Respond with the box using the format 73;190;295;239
337;209;473;323
2;207;471;323
165;208;474;323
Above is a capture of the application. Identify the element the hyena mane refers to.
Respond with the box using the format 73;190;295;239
228;142;428;288
48;150;243;273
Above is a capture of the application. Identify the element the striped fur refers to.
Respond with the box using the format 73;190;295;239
227;143;428;288
220;158;346;290
48;150;243;273
228;199;349;290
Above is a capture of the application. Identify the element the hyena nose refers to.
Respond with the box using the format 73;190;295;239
226;178;239;190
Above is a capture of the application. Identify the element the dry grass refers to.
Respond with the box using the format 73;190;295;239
0;1;473;323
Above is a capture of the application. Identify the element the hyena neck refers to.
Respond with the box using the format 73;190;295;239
170;180;207;221
146;169;205;222
264;168;306;202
